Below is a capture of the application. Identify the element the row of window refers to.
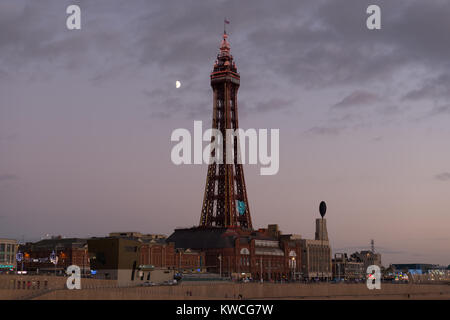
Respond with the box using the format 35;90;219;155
239;258;286;269
0;243;16;252
0;254;15;263
254;240;279;248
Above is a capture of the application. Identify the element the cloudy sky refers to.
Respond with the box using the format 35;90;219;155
0;0;449;266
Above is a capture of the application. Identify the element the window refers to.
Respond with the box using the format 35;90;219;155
240;248;250;255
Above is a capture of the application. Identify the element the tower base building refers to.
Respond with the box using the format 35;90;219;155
167;226;303;281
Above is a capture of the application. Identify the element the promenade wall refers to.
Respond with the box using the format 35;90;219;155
1;274;449;300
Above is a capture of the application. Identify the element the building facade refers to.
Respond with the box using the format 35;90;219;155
332;253;365;280
168;225;304;281
88;237;141;286
139;240;205;272
0;239;18;273
88;236;200;286
87;233;205;285
18;237;89;274
299;219;332;280
391;263;441;274
350;250;382;271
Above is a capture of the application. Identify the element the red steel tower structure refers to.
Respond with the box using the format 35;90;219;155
199;31;252;230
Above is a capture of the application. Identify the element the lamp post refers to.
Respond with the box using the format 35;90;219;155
337;261;340;281
16;251;23;274
83;248;87;278
291;257;295;281
50;250;56;276
260;256;263;284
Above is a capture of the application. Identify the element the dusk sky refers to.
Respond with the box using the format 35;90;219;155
0;0;449;266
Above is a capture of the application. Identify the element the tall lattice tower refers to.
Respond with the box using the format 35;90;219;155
199;31;252;230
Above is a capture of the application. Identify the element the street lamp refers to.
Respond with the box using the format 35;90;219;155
218;254;222;278
260;256;263;284
83;248;87;278
291;257;296;281
50;249;58;276
16;251;23;274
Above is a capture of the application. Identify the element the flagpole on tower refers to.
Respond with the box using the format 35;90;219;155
224;18;230;34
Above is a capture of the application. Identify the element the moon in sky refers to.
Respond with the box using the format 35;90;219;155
175;80;181;88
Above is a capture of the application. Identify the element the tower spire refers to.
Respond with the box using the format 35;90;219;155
220;32;231;57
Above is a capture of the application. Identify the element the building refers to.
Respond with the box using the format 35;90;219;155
169;225;303;281
391;263;442;275
88;237;143;286
139;239;205;272
350;250;382;271
88;233;205;286
299;219;332;280
139;238;175;268
108;231;205;272
109;232;166;242
18;236;89;275
88;236;178;286
332;253;364;280
173;248;205;272
109;232;144;239
0;239;18;273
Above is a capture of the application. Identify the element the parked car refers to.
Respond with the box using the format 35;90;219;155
141;281;156;287
330;278;343;284
162;279;178;286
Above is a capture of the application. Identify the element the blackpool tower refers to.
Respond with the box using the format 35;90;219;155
199;31;253;230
